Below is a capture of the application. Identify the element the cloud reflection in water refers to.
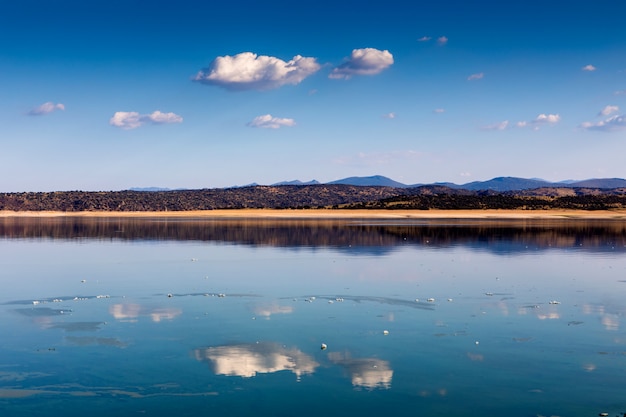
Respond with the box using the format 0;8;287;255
109;303;182;323
252;304;294;318
193;342;318;381
328;352;393;390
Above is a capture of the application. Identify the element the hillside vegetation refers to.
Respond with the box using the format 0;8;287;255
1;185;625;212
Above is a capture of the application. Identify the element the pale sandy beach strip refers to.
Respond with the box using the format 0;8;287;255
1;209;626;219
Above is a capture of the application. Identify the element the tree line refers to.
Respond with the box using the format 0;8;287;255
1;185;625;212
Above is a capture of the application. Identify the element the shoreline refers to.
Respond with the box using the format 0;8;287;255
1;209;626;220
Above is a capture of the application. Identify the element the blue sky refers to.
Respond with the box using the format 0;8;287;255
2;0;626;191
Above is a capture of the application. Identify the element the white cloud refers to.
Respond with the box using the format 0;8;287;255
582;64;597;72
533;113;561;124
109;110;183;130
417;36;431;42
437;36;448;45
382;112;396;119
433;108;445;113
193;52;320;91
28;102;65;116
481;120;509;131
148;110;183;124
467;72;484;81
513;113;560;130
247;114;296;129
614;89;626;96
110;112;142;129
329;48;394;79
599;105;619;116
581;114;626;132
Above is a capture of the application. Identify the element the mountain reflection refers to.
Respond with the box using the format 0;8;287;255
328;352;393;390
1;217;625;255
193;342;318;380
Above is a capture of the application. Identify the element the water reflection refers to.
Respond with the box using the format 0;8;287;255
65;336;127;348
1;217;625;416
1;216;625;255
252;303;294;318
583;304;621;331
328;352;393;390
109;303;182;323
193;342;318;380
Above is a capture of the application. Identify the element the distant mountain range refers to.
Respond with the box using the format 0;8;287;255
329;175;626;191
130;175;626;193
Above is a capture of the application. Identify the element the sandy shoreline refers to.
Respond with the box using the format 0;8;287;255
1;209;626;220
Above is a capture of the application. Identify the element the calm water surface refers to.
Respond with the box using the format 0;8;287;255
1;217;625;416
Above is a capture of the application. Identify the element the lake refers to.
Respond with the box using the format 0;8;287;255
1;216;625;416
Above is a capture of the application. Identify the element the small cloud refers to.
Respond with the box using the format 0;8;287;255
433;108;445;114
148;110;184;124
533;113;561;124
460;172;471;177
247;114;296;129
329;48;394;80
581;114;626;132
599;105;619;116
417;36;431;42
28;102;65;116
382;112;396;119
582;64;597;72
467;72;484;81
437;36;448;45
614;89;626;96
308;89;318;95
514;114;560;130
109;110;183;130
193;52;320;91
110;112;143;129
481;120;509;131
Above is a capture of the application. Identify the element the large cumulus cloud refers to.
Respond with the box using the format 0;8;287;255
193;52;320;91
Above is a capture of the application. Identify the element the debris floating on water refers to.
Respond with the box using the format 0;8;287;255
321;343;327;350
427;298;435;302
383;330;389;335
485;292;494;296
549;300;561;305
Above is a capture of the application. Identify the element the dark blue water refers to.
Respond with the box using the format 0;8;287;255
1;218;625;416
